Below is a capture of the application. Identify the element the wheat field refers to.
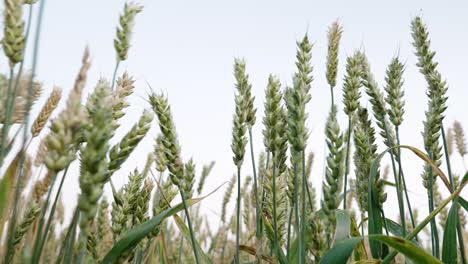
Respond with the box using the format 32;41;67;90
0;1;467;263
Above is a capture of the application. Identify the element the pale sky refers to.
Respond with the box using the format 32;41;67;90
5;0;467;226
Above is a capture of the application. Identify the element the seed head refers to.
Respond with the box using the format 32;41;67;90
150;93;184;187
2;0;26;66
326;21;343;89
384;57;405;127
453;121;467;157
114;2;143;61
78;81;114;236
342;51;362;116
233;58;256;127
31;87;62;137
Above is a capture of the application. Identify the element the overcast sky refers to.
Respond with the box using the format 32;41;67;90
7;0;467;225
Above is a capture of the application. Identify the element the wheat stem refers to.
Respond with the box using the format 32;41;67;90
343;117;351;210
111;61;120;91
235;165;241;264
427;150;440;257
300;150;307;263
181;189;200;264
395;127;416;233
248;128;261;261
38;166;69;261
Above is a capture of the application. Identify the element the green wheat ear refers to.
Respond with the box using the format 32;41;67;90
150;93;184;187
411;16;447;188
453;121;467;157
321;105;344;225
2;0;26;66
353;107;387;212
183;158;196;199
326;20;343;90
384;57;405;127
114;2;143;61
78;80;114;238
342;51;362;117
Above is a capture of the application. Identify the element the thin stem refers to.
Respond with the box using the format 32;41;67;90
37;167;70;260
426;151;439;257
286;207;293;260
304;180;314;213
343;117;352;209
330;86;335;107
248;128;261;258
179;189;200;264
111;61;120;91
235;165;241;264
293;161;301;264
300;150;307;264
271;160;279;260
381;122;406;238
56;208;79;264
177;212;185;264
31;171;58;264
395;127;416;234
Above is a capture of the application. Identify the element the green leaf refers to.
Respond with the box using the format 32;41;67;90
368;149;387;258
320;237;362;264
385;218;421;246
332;210;351;245
101;197;202;264
372;235;442;264
321;235;443;264
441;202;458;264
173;214;212;264
459;196;468;212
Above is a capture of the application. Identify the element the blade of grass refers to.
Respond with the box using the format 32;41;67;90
441;200;458;264
235;165;241;264
459;197;468;212
101;185;221;264
173;214;212;264
102;198;199;263
332;210;351;245
441;125;466;263
321;235;443;264
343;117;352;209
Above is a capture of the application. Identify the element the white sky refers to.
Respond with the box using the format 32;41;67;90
2;0;467;228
